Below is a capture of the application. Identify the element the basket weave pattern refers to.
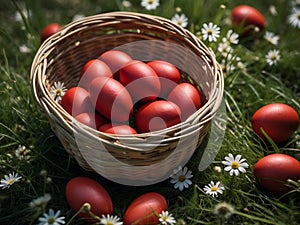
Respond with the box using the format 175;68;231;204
31;12;224;185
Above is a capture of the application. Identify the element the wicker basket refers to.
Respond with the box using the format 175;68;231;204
30;11;224;186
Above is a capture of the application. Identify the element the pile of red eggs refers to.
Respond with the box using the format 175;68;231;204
60;50;202;134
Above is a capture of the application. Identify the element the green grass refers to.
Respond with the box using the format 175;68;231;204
1;0;300;224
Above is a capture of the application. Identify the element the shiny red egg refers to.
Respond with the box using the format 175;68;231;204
231;5;266;35
254;154;300;195
74;112;107;129
61;87;93;116
89;77;133;122
119;60;161;102
147;60;181;98
123;192;168;225
40;23;62;43
98;123;137;135
168;82;201;121
79;59;113;90
251;103;299;144
65;176;113;218
135;100;181;133
99;50;133;80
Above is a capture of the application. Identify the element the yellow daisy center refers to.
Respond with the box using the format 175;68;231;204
19;148;30;156
207;29;213;35
148;0;154;4
107;222;114;225
211;186;218;191
48;217;55;224
8;179;16;185
271;55;277;61
231;161;239;169
56;89;62;96
161;215;168;221
178;175;186;182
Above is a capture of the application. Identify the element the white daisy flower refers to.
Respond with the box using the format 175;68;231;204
0;172;22;189
29;193;52;209
72;14;85;22
213;202;234;219
269;5;278;16
222;153;249;176
14;9;32;22
265;49;281;66
223;29;239;45
203;181;225;197
296;134;300;148
37;209;65;225
290;0;300;7
14;145;31;161
201;22;221;42
170;166;193;191
288;7;300;29
217;42;232;55
50;81;67;103
141;0;160;11
237;61;246;72
19;44;32;53
171;13;189;28
213;166;222;174
264;31;280;45
158;211;177;225
221;53;241;73
122;0;132;8
100;214;123;225
175;7;182;13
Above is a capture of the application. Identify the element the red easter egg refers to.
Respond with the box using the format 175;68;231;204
98;123;137;135
254;154;300;195
135;100;181;133
74;112;107;129
168;82;201;121
251;103;299;144
40;23;62;43
119;60;161;102
61;87;93;116
89;77;133;122
79;59;113;90
65;177;113;218
123;192;168;225
231;5;266;35
99;50;132;80
147;60;181;98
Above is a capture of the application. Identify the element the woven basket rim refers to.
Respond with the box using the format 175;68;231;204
30;11;224;148
31;11;224;139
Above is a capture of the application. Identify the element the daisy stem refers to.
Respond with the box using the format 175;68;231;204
234;210;279;224
11;0;39;48
226;175;236;200
42;173;47;194
66;212;80;225
219;217;225;225
65;203;101;225
30;208;45;225
214;4;226;25
65;206;85;225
